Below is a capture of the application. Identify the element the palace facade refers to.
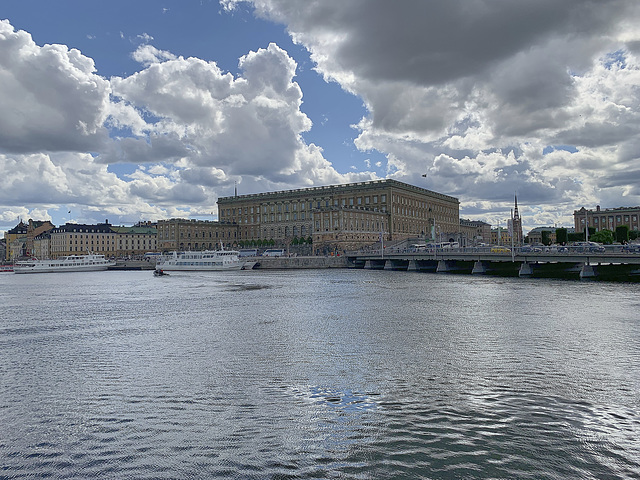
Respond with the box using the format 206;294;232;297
155;218;237;251
4;180;463;258
216;179;460;252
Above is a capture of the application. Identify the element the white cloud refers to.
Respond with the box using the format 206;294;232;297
232;0;640;229
108;41;374;184
136;33;154;43
0;19;373;231
0;20;111;154
6;1;640;233
131;45;177;66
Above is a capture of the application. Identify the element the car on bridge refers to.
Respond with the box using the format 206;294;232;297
570;242;606;253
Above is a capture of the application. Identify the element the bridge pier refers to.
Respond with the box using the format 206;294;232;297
472;261;487;274
407;260;419;272
580;263;597;279
365;259;386;270
519;262;534;277
437;260;454;273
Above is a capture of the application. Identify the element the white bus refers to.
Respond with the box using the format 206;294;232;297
238;248;258;257
262;249;285;257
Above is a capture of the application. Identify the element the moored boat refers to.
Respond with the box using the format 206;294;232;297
13;254;115;274
0;265;14;273
155;249;244;272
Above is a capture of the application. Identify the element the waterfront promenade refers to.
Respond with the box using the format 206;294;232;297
106;248;640;280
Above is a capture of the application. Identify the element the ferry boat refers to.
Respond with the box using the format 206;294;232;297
155;249;247;272
0;265;14;273
13;254;115;274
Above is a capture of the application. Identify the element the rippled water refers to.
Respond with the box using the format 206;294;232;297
1;269;639;479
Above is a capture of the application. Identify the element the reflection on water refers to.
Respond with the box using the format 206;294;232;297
0;269;639;479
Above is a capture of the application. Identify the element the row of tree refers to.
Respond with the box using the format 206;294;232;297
236;236;313;248
552;226;639;245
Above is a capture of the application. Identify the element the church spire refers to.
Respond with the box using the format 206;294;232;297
512;193;523;245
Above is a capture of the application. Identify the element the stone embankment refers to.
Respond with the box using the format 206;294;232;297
255;256;348;269
109;260;155;270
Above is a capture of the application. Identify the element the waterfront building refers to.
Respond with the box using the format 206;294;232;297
574;205;640;233
32;233;51;259
48;221;157;258
526;227;557;245
459;219;491;246
491;227;512;246
217;179;460;252
26;220;55;256
50;222;117;257
312;206;389;253
110;225;158;257
4;221;27;261
156;218;237;251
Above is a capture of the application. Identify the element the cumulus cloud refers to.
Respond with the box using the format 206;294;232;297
0;20;111;154
0;18;372;232
229;0;640;227
132;44;177;66
108;41;373;184
5;1;640;233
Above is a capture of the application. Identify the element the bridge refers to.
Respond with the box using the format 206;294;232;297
346;249;640;281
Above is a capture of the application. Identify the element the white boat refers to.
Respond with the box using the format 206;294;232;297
13;254;115;274
155;250;245;272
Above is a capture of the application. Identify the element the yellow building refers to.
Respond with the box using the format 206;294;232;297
48;222;157;258
4;221;28;261
491;227;512;246
111;225;158;257
459;219;492;246
50;222;118;257
156;219;237;251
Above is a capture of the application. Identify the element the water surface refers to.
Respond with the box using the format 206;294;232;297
1;270;639;479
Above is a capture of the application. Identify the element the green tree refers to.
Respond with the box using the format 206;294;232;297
556;228;568;245
568;232;584;242
541;230;551;246
630;230;639;240
615;225;630;243
590;229;614;244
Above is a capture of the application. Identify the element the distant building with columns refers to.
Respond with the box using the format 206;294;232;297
574;205;640;233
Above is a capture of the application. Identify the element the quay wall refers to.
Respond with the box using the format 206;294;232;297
256;256;348;269
109;260;155;270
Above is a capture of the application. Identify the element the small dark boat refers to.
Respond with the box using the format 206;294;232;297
154;269;169;277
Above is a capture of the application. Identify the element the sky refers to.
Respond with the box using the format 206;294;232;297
2;0;640;236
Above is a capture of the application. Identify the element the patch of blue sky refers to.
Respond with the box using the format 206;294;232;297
107;163;141;179
543;145;578;155
603;49;627;70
